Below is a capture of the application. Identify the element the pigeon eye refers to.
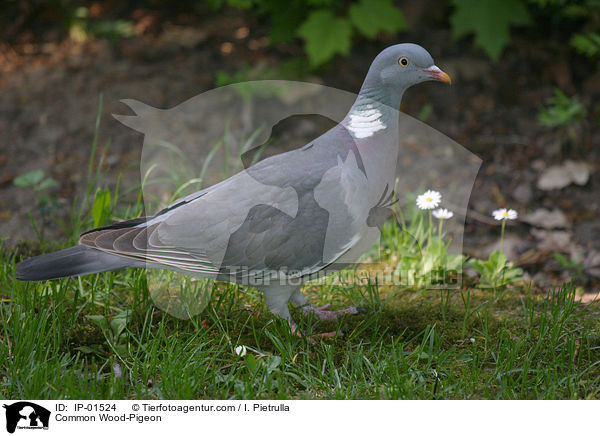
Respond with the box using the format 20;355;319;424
398;57;409;67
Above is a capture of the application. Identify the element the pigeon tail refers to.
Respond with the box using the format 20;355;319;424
15;245;134;281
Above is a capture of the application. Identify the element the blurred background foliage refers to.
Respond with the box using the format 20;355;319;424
1;0;598;67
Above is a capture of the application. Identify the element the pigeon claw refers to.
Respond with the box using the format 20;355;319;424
302;304;366;322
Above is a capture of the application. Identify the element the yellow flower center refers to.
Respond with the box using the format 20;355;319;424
502;211;508;217
426;197;432;202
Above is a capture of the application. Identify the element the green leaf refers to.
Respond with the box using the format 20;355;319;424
14;169;45;187
88;20;135;41
114;343;129;355
110;310;131;340
538;88;586;127
421;253;435;275
265;356;281;374
502;267;523;281
35;178;59;191
92;189;111;227
86;315;110;336
297;10;353;67
489;249;507;272
225;0;256;8
450;0;531;61
265;0;308;43
570;32;600;58
349;0;406;38
417;103;433;122
74;345;104;355
418;351;431;360
245;354;258;373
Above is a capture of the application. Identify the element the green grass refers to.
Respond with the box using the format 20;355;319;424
1;252;599;399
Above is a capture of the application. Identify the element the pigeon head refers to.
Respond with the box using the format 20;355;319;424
360;43;451;105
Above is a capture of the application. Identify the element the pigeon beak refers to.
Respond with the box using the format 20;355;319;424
424;65;451;84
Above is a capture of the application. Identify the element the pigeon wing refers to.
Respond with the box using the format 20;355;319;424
81;126;365;280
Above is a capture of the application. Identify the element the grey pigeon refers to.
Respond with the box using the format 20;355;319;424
16;43;451;331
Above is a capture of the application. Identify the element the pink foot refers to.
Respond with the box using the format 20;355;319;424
289;318;344;341
302;303;366;322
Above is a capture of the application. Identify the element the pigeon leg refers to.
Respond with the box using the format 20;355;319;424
261;286;362;338
260;286;325;340
260;285;298;329
260;286;335;338
290;288;365;322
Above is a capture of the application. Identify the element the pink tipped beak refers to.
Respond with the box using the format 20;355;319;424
424;65;451;84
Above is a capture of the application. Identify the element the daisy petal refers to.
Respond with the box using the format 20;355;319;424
492;208;518;221
433;208;453;219
416;190;442;210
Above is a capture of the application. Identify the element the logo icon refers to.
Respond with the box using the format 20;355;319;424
3;402;50;434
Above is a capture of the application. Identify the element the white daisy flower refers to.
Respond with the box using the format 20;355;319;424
235;345;247;357
492;208;518;221
432;208;453;220
416;190;441;210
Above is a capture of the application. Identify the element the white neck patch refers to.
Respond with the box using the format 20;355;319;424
345;104;387;139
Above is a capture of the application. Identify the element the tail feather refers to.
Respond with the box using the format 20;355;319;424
15;245;136;281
